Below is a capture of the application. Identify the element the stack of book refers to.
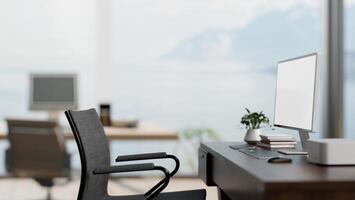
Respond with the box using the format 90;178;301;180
257;134;296;149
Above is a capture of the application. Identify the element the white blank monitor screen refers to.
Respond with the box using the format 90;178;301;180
274;54;317;131
30;74;78;110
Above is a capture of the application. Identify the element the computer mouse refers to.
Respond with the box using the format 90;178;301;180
267;156;292;163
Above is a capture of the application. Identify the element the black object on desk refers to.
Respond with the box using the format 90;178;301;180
230;144;282;159
267;156;292;163
199;142;355;200
99;103;111;126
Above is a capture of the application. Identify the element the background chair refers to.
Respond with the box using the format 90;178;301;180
5;119;71;200
65;108;206;200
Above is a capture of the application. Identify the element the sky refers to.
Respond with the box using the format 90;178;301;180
112;0;321;64
0;0;353;68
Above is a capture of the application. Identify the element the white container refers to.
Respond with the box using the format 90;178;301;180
307;139;355;165
244;129;261;145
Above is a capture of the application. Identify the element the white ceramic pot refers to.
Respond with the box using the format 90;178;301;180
244;128;261;145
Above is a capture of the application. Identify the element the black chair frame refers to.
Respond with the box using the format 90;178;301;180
115;153;180;198
65;110;181;200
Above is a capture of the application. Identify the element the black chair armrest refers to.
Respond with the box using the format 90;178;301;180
115;152;179;175
93;163;170;200
116;152;167;162
93;163;155;174
116;152;180;198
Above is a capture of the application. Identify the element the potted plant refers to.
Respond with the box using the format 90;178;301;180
241;108;270;144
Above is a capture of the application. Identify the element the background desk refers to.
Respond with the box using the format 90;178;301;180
199;142;355;200
0;122;178;141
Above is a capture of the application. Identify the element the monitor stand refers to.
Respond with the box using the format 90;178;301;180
278;130;310;155
47;111;60;122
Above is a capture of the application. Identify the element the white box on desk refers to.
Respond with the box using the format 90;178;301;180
307;139;355;165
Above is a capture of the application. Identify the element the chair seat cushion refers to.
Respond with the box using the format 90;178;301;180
109;189;206;200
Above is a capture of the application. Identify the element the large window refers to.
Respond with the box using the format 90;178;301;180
110;1;321;140
345;0;355;138
0;0;322;174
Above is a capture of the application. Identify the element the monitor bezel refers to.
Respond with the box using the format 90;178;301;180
29;73;78;111
273;53;318;132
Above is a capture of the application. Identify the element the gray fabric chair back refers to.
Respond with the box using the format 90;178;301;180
6;119;70;178
65;109;110;200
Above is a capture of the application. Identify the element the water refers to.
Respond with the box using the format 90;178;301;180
110;62;277;141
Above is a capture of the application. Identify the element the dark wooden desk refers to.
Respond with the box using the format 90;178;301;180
199;142;355;200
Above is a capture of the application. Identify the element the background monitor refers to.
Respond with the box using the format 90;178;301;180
30;74;78;111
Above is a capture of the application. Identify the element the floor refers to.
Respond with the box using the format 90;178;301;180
0;177;218;200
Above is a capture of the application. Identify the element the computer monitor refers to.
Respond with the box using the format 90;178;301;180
274;53;318;152
29;74;78;119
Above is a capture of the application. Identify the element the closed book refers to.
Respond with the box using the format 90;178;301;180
261;140;297;145
257;142;295;149
260;134;295;142
262;138;296;142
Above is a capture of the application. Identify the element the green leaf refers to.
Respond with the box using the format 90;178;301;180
239;109;270;129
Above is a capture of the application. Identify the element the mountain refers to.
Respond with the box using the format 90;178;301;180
162;6;320;71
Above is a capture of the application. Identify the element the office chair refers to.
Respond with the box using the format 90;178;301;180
65;108;206;200
6;119;71;200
